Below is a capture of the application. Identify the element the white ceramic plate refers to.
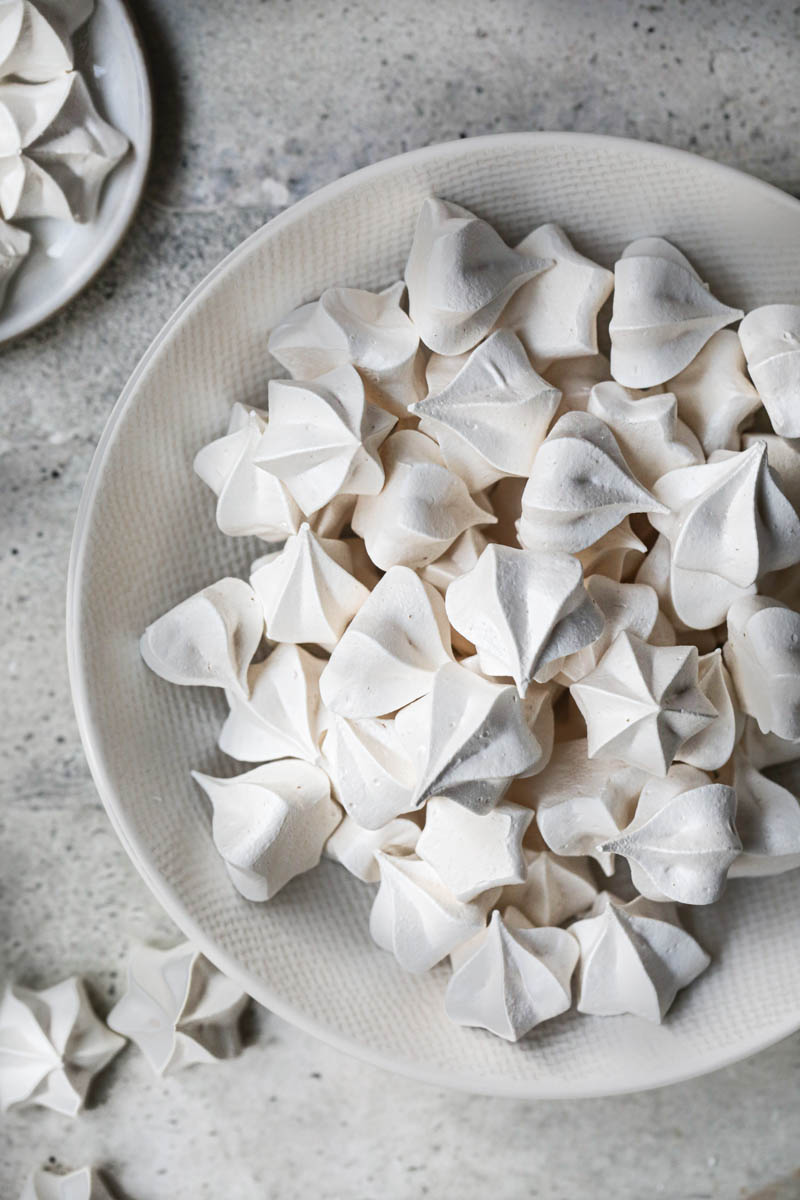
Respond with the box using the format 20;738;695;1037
0;0;152;344
67;133;800;1097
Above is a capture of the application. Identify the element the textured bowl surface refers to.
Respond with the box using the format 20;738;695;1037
67;133;800;1097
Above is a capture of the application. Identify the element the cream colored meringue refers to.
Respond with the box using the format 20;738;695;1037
586;382;703;487
319;565;453;718
545;352;611;416
739;304;800;437
140;578;263;697
609;237;743;388
445;544;603;694
501;849;597;927
409;329;560;490
742;432;800;514
416;796;532;901
420;527;487;592
20;1167;116;1200
369;851;495;973
445;908;578;1041
404;197;549;356
107;942;249;1075
677;649;741;770
571;632;717;776
0;213;28;302
572;893;710;1022
351;429;495;570
666;330;762;455
458;655;558;777
575;518;647;582
255;364;396;515
730;727;800;877
322;712;417;827
325;814;420;883
723;595;800;741
267;281;424;417
0;1;72;83
0;977;124;1116
192;760;339;900
219;643;327;764
518;411;667;553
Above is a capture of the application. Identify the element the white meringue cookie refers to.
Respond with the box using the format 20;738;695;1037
667;330;762;455
409;330;560;490
404;197;549;356
420;527;487;592
0;214;28;303
369;851;495;973
501;849;597;927
250;523;368;650
541;576;662;685
0;2;71;84
395;661;543;813
730;737;800;877
445;544;604;694
677;649;741;771
518;412;668;553
319;565;453;718
723;595;800;741
496;223;614;369
140;578;263;697
325;814;420;883
267;281;424;417
445;908;578;1041
416;797;532;901
255;365;396;515
352;429;495;570
609;237;743;388
546;352;612;416
20;1166;116;1200
571;893;710;1022
458;655;558;777
192;760;340;901
587;382;703;487
107;942;249;1075
739;304;800;437
742;432;800;513
576;518;647;582
0;977;124;1116
219;643;327;764
571;632;717;776
321;712;417;827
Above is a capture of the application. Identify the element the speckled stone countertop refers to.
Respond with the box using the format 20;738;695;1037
2;1;800;1197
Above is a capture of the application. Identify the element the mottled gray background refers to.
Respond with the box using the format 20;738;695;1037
2;1;800;1197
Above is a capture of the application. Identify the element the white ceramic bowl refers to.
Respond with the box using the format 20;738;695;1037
67;133;800;1097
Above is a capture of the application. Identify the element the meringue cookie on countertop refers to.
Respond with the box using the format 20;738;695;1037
409;330;560;490
666;330;762;455
107;943;249;1075
219;643;327;765
586;382;703;487
20;1166;118;1200
0;977;124;1116
404;197;550;356
0;1;73;84
0;214;29;302
729;723;800;877
501;849;598;927
609;237;743;388
739;305;800;437
416;797;532;901
321;712;417;828
723;595;800;741
267;281;425;417
325;814;420;883
445;908;579;1041
192;760;340;901
571;893;710;1022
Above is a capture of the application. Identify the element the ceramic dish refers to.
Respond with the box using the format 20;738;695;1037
67;133;800;1097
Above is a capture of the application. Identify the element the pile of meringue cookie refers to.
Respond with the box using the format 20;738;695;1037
141;196;800;1044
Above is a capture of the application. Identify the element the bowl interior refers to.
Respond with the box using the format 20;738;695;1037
68;133;800;1097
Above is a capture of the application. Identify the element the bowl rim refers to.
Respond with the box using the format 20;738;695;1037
66;130;800;1098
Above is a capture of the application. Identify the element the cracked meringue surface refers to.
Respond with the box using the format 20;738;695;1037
141;197;800;1041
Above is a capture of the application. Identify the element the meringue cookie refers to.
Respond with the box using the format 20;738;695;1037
677;649;741;771
602;764;740;904
445;908;578;1041
192;760;340;900
321;712;417;827
586;382;703;487
370;851;495;973
352;429;495;570
255;365;396;515
739;304;800;437
666;330;762;455
416;797;532;901
20;1167;116;1200
0;977;124;1116
723;595;800;740
325;814;420;883
445;544;604;694
571;632;717;776
575;518;647;582
404;197;549;356
140;578;263;697
501;849;597;927
572;893;710;1022
395;661;543;813
609;237;743;388
219;643;327;764
267;281;424;416
730;741;800;877
420;527;487;592
107;942;249;1075
741;432;800;514
250;523;368;649
0;214;28;303
0;1;72;83
545;352;612;416
409;330;560;490
518;412;667;553
319;565;453;718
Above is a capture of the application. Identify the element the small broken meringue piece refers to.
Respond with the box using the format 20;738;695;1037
325;814;420;883
723;595;800;741
219;643;327;765
586;382;703;487
322;712;417;828
666;330;762;455
739;304;800;437
20;1166;117;1200
416;797;532;901
501;849;598;927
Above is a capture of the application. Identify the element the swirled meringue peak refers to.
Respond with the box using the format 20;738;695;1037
267;281;424;417
445;908;578;1041
666;330;762;455
319;565;453;718
729;725;800;877
0;2;72;83
571;893;710;1022
445;544;604;694
325;814;420;883
518;411;668;553
416;797;532;901
409;330;560;490
219;643;327;765
501;849;598;927
0;215;28;301
587;382;703;487
723;595;800;740
255;365;396;515
322;712;417;827
404;197;550;355
739;305;800;437
609;237;743;388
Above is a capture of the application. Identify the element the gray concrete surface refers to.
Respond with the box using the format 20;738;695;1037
2;0;800;1196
